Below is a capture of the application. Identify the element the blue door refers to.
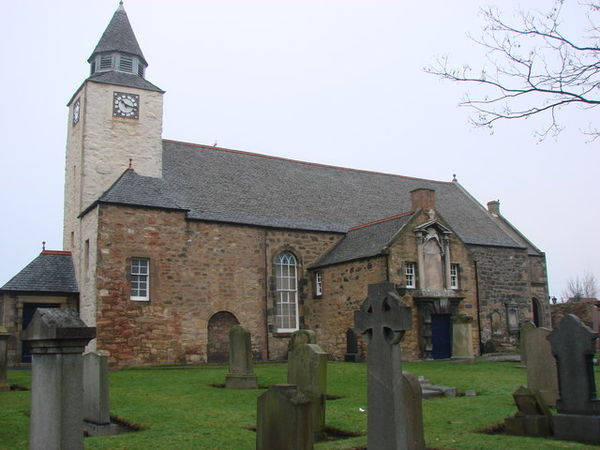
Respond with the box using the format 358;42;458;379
431;314;451;359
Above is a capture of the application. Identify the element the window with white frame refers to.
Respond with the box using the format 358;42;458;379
450;263;459;289
130;258;150;301
275;252;299;332
405;262;416;288
314;271;323;297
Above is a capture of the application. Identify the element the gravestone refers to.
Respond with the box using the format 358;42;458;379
524;326;558;407
402;371;425;449
256;384;313;450
354;282;415;450
504;386;553;437
345;328;359;362
0;327;10;392
549;314;600;445
519;321;536;366
287;329;327;438
21;308;96;450
451;315;474;359
225;325;258;389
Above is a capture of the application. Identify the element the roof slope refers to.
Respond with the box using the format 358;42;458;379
312;213;414;268
158;141;522;248
88;71;163;93
0;252;78;294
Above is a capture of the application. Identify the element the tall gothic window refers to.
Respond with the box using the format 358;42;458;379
275;252;299;332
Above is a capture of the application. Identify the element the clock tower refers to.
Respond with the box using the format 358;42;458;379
63;2;164;329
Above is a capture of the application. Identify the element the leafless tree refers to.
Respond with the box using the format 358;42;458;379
425;1;600;141
561;272;598;301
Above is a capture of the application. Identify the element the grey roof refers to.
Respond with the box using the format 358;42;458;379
96;140;528;251
84;169;187;216
88;3;146;64
312;213;414;268
87;71;163;93
1;252;78;294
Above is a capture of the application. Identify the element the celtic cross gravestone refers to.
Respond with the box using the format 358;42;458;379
354;283;413;450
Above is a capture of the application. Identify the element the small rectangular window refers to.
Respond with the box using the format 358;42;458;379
450;263;459;289
314;272;323;297
137;64;145;77
131;258;150;301
405;262;416;288
84;240;90;271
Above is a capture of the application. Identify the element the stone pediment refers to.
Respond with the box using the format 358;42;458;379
413;219;452;235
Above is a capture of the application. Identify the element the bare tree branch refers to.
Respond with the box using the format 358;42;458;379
424;1;600;140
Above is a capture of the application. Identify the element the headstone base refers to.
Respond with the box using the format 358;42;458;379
226;374;258;389
83;421;127;437
504;415;552;437
554;414;600;445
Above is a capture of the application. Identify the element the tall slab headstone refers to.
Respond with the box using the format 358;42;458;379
451;316;474;359
519;321;536;366
21;308;96;450
287;329;327;438
0;327;10;392
354;283;415;450
549;314;600;445
83;352;110;425
225;325;258;389
256;384;313;450
524;326;558;407
401;371;425;449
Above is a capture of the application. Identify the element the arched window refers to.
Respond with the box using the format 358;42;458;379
275;252;299;332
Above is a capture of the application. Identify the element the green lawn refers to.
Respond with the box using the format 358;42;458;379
1;360;599;449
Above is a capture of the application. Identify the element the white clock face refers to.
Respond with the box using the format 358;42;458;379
113;92;139;118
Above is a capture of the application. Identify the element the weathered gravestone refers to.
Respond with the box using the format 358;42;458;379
504;386;553;437
287;329;327;439
0;327;10;392
225;325;258;389
401;371;425;449
354;283;416;450
524;326;558;407
519;321;536;366
549;314;600;445
21;308;96;450
256;384;313;450
451;315;474;359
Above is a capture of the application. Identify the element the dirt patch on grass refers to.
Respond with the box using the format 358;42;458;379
110;414;147;432
210;383;269;389
478;422;506;434
326;394;344;400
243;425;363;442
10;384;29;391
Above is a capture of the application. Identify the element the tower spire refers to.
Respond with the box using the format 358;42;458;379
88;2;148;78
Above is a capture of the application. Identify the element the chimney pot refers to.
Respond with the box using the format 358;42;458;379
487;200;500;215
410;188;436;211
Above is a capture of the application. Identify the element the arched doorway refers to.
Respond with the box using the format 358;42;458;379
532;298;541;327
207;311;239;363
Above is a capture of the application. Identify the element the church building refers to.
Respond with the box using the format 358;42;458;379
1;4;550;367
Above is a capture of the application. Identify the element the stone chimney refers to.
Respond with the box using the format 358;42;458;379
410;188;435;211
487;200;500;215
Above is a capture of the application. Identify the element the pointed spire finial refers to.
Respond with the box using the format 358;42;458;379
42;241;46;251
452;174;457;182
128;158;133;170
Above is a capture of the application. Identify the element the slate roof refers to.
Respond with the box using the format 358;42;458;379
83;168;187;216
0;252;78;294
312;213;414;268
87;71;163;93
89;2;146;64
95;140;530;253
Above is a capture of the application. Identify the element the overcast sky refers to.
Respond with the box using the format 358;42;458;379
1;0;598;299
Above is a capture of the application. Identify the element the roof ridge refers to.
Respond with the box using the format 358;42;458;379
162;139;455;185
348;210;414;231
41;250;71;255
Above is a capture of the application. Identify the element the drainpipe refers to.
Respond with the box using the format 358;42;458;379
474;260;484;354
263;230;270;360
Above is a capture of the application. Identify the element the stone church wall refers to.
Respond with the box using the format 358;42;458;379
468;245;531;350
94;204;341;367
305;256;387;359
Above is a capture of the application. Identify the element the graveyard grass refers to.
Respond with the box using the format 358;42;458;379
2;360;599;449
